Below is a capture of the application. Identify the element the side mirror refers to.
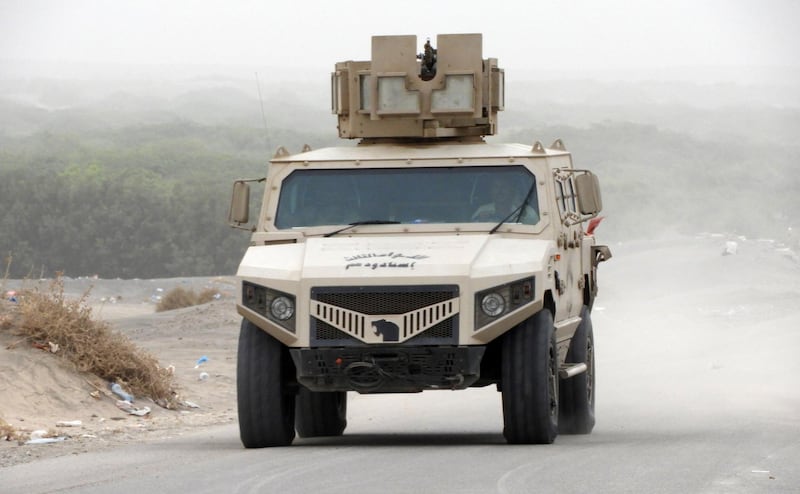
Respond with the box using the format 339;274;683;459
228;180;250;226
575;172;603;215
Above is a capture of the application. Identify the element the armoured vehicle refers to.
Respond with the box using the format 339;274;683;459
228;34;611;447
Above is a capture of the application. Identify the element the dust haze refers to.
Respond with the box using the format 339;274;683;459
1;0;799;488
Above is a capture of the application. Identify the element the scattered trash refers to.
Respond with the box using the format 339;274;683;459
198;371;209;381
115;400;151;416
150;288;164;303
89;390;101;400
182;400;200;409
26;436;67;445
110;382;134;402
26;430;67;445
722;241;738;255
5;290;17;303
194;356;208;368
776;247;799;262
29;430;47;440
48;341;59;353
213;292;222;300
56;420;82;427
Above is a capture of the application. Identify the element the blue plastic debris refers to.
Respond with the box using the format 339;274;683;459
110;382;134;402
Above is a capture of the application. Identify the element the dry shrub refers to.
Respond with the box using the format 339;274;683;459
0;302;14;330
9;277;176;406
156;286;218;312
0;419;22;442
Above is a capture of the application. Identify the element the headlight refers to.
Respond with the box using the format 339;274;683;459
480;292;505;317
270;296;295;320
474;277;535;330
242;281;296;332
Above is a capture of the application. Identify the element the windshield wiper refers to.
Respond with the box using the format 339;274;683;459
489;181;537;234
324;220;400;237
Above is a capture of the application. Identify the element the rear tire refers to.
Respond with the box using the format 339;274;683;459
237;319;296;447
501;309;559;444
295;388;347;438
559;306;596;434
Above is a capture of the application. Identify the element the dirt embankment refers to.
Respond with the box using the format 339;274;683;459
0;277;241;467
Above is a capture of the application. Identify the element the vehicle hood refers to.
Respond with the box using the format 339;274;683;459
237;235;554;283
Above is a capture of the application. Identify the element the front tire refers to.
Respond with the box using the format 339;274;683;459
501;309;559;444
559;306;596;434
237;319;296;447
295;388;347;438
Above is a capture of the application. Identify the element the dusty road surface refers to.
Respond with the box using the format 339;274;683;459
1;235;799;493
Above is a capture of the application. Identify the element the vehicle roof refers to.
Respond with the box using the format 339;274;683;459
271;140;570;163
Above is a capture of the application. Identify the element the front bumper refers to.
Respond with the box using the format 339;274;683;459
289;345;486;393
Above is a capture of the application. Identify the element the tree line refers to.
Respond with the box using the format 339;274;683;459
0;122;283;279
2;116;798;279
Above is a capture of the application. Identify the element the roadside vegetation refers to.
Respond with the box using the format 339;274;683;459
1;275;177;407
156;286;219;312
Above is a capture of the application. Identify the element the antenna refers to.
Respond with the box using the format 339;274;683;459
255;72;269;150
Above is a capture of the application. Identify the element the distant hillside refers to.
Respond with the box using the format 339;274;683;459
0;76;797;277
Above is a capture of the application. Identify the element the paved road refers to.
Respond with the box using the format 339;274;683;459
3;387;797;493
4;238;799;493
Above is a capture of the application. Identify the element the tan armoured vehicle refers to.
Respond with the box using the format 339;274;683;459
228;33;611;447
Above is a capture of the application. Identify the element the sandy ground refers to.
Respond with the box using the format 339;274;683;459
0;277;240;467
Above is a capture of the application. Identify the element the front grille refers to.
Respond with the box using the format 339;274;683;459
316;288;455;314
310;285;459;346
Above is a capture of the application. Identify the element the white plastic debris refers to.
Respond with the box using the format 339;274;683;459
723;241;738;255
26;430;67;445
56;420;82;427
26;436;67;445
116;400;151;416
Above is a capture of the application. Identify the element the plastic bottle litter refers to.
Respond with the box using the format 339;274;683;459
198;371;209;381
110;383;134;402
194;356;208;368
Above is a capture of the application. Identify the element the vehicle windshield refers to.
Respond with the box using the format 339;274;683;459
274;165;539;229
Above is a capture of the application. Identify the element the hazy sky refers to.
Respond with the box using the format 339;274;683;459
1;0;798;80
